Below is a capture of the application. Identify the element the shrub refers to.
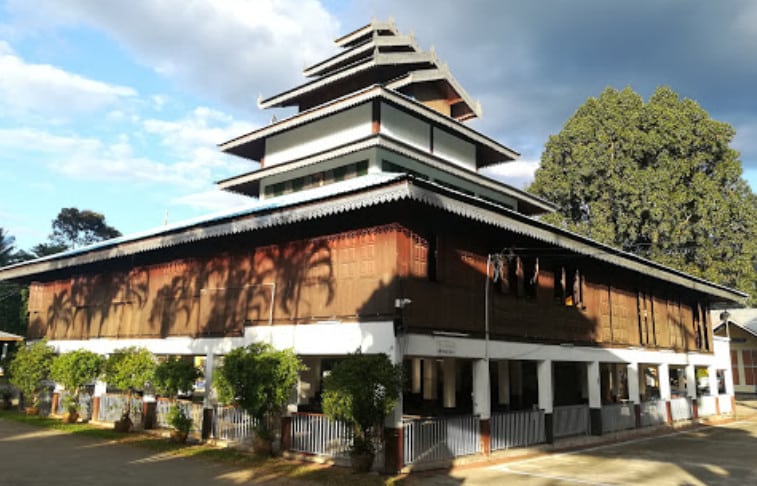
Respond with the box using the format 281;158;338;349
103;347;156;421
9;340;54;408
166;404;192;434
214;342;304;441
154;356;200;399
50;349;104;413
322;349;402;455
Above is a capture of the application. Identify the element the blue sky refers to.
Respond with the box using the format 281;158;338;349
1;0;756;251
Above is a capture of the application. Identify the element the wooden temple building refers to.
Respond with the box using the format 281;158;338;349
0;20;745;471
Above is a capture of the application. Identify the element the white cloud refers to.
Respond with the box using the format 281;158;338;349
0;40;136;116
171;189;253;212
481;159;541;190
6;0;340;111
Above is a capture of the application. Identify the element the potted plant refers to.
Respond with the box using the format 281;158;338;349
214;342;304;455
103;346;156;432
154;356;200;442
8;340;54;414
50;349;104;423
322;349;402;473
166;404;192;442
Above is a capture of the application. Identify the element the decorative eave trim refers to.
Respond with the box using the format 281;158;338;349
385;66;482;119
258;51;436;109
334;20;398;48
304;34;419;78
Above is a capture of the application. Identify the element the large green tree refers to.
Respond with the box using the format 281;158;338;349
0;228;28;335
50;207;121;250
530;86;757;301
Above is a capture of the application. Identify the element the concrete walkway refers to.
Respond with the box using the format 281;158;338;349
403;398;757;485
0;419;301;485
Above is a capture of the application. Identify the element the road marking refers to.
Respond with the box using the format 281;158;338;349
496;465;617;485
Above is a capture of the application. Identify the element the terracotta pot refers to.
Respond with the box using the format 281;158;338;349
170;429;189;443
113;417;132;433
252;436;273;456
350;452;375;473
63;411;79;423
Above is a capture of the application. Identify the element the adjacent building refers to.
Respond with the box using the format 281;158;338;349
0;20;745;471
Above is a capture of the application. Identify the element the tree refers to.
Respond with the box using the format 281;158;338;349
530;86;757;301
321;350;402;460
49;207;121;250
214;343;303;447
103;346;156;426
154;356;200;399
0;227;16;267
8;340;55;410
50;349;104;414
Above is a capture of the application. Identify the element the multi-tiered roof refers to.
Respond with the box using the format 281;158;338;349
218;20;556;216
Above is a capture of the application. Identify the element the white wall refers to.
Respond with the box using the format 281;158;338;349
47;320;396;358
432;127;475;170
380;103;430;152
265;104;372;166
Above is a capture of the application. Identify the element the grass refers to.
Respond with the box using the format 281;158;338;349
0;409;399;485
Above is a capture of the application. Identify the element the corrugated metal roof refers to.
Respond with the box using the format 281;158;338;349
0;173;748;304
0;330;23;341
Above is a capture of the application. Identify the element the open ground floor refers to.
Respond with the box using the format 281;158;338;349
39;320;737;473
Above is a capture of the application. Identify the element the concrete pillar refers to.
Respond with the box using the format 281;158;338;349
659;364;671;400
537;360;553;443
473;359;491;457
708;366;719;396
724;365;735;396
472;359;491;420
202;353;216;408
627;362;641;428
411;358;422;394
587;361;602;436
685;364;697;399
442;358;456;408
659;363;672;424
498;360;510;406
384;338;404;474
627;363;640;404
423;359;437;400
94;380;107;397
736;350;745;388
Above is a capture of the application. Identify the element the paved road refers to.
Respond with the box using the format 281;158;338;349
405;415;757;486
0;419;288;485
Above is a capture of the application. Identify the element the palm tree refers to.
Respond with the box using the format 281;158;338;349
0;227;17;267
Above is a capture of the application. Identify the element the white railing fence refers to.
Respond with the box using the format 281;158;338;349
553;405;590;438
212;405;257;443
290;412;354;457
490;409;545;450
670;397;692;422
601;402;636;433
403;415;480;466
697;396;717;417
640;400;667;427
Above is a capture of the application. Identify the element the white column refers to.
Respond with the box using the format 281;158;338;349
442;358;456;408
385;338;404;429
627;362;640;404
472;359;491;420
423;359;437;400
537;360;553;414
93;380;107;397
203;353;216;408
587;361;601;408
707;366;719;396
497;360;510;406
659;363;671;400
685;364;697;399
411;358;422;394
724;365;735;396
